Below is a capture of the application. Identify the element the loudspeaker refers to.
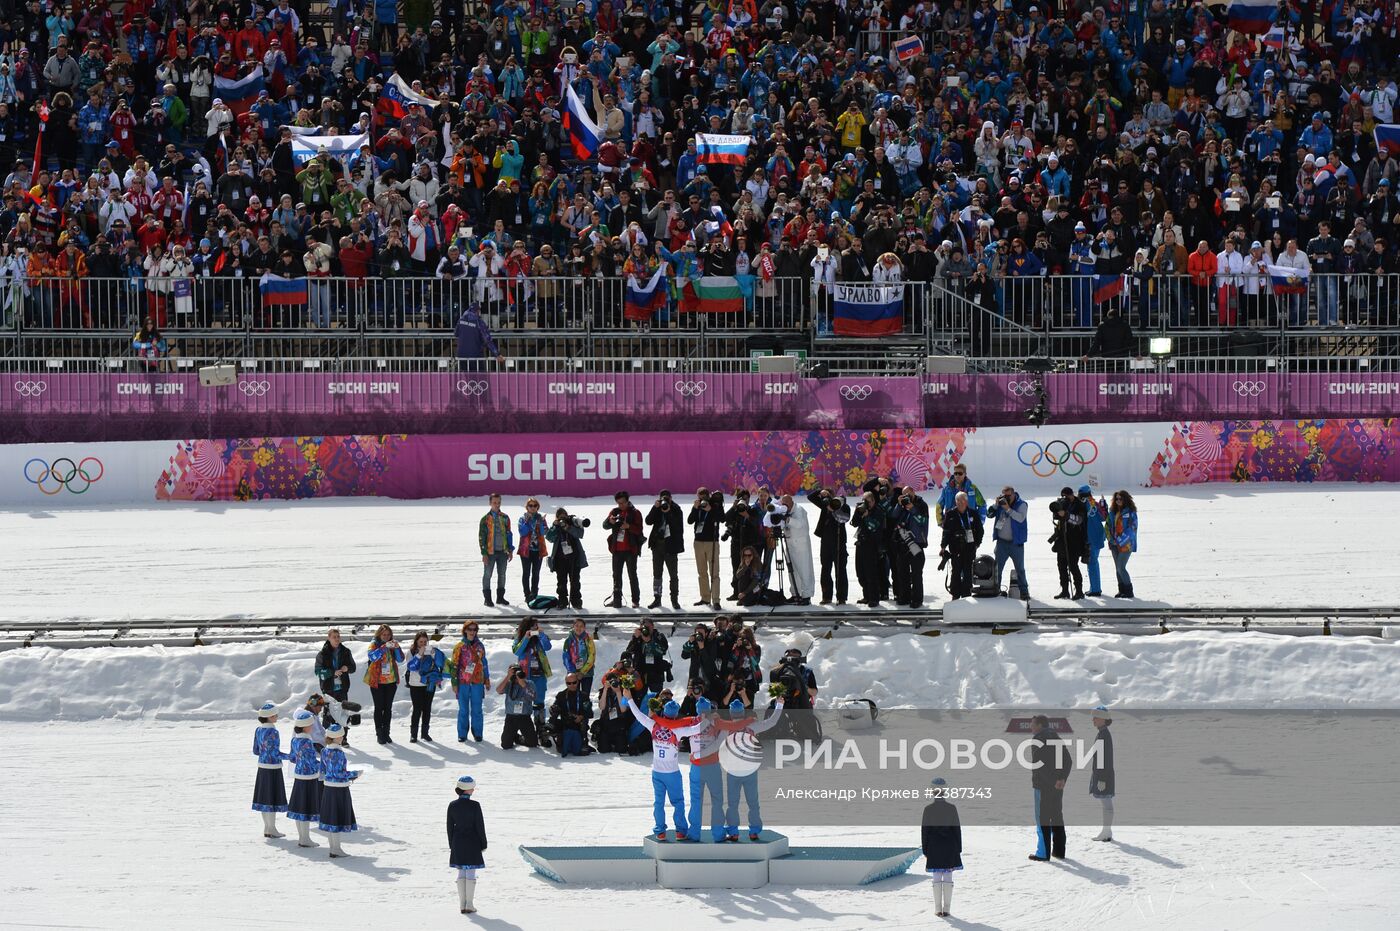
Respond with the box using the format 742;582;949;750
198;364;237;387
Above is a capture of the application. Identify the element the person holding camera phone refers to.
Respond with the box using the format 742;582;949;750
689;487;725;609
940;492;985;599
603;490;645;609
495;664;539;750
364;624;404;744
806;487;851;605
646;489;686;610
517;497;549;604
478;493;513;608
545;508;589;610
988;487;1031;600
511;618;553;745
406;631;447;743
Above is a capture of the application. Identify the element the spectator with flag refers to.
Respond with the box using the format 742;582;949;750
1269;239;1312;326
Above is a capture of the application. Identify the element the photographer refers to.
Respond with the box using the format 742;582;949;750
681;623;724;700
732;545;772;607
602;490;645;609
806;487;851;605
545;508;589;610
850;491;888;606
862;475;899;599
987;485;1031;600
688;487;725;610
772;494;816;605
494;665;539;750
511;619;554;747
549;673;593;758
768;648;818;709
625;617;673;692
722;490;764;592
890;486;931;609
1049;485;1088;600
940;492;985;599
593;660;642;754
645;489;686;610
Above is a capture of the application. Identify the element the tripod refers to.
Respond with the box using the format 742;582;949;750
768;525;798;605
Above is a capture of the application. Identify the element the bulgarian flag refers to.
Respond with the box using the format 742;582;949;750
679;276;743;314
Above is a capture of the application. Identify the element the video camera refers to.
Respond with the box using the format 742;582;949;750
557;512;591;528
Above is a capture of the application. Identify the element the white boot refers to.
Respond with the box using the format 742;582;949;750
328;834;345;858
461;879;476;914
1093;800;1114;841
296;821;316;847
942;881;953;917
261;811;284;838
932;877;946;915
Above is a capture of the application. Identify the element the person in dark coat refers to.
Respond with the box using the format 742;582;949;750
806;487;850;605
454;302;503;371
1049;486;1088;599
1090;706;1116;842
1083;306;1135;359
314;628;357;711
549;673;593;757
921;777;963;918
939;491;984;599
645;489;686;610
722;490;763;588
1029;714;1071;861
448;775;488;915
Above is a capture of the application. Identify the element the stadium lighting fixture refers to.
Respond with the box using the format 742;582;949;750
1149;337;1173;357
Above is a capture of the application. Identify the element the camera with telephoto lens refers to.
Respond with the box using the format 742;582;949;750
558;512;590;528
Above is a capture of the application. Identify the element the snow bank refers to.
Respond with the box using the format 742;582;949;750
6;629;1399;722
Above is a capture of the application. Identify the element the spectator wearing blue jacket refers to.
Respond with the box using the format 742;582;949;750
936;465;986;526
987;484;1030;600
1039;154;1070;200
1078;486;1108;596
406;631;447;743
1108;491;1138;599
1298;112;1333;156
455;303;502;371
77;93;109;173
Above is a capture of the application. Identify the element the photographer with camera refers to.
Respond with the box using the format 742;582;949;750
688;487;726;610
890;486;931;608
988;485;1031;600
602;490;645;609
862;476;900;598
625;617;672;693
494;664;539;750
806;487;851;605
771;494;816;605
722;490;764;594
478;493;513;608
645;489;686;610
768;648;819;711
1049;485;1088;600
549;673;593;758
511;619;554;747
850;491;888;606
940;492;985;599
681;623;726;700
592;658;645;754
562;617;597;696
545;508;589;610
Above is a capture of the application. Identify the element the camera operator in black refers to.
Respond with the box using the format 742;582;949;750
862;475;899;599
645;489;686;610
592;658;645;754
681;623;726;700
602;490;645;609
890;485;931;608
1049;485;1087;600
688;488;726;609
722;490;764;593
548;673;593;757
545;508;589;610
625;618;672;692
850;491;888;606
494;664;538;750
769;648;818;711
940;491;985;599
806;487;851;605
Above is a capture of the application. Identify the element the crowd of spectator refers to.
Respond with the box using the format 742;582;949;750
0;0;1397;340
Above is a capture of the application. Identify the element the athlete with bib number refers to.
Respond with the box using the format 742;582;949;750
622;696;706;840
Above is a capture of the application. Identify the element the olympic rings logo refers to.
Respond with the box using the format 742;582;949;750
238;381;272;397
674;380;708;397
1017;439;1099;478
1233;380;1266;397
13;380;48;398
457;380;489;396
839;385;873;400
24;456;105;495
1007;381;1038;397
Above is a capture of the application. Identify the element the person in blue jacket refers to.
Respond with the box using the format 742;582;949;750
406;631;447;743
935;464;986;526
1089;706;1116;842
286;708;323;848
318;724;360;858
448;775;488;914
987;484;1030;599
512;618;553;746
1078;485;1109;596
455;303;503;371
251;701;291;838
1108;490;1138;598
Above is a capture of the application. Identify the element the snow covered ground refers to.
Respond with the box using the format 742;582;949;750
1;485;1392;623
4;486;1400;928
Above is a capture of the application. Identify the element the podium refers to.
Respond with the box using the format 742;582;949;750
520;832;919;889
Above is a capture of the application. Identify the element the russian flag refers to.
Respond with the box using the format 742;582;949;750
1225;1;1276;34
562;83;601;159
1374;124;1400;158
259;272;308;305
832;283;904;337
1261;24;1285;49
893;35;925;61
624;268;668;322
376;73;439;121
696;133;750;166
1092;274;1126;304
213;67;265;116
1266;264;1309;295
